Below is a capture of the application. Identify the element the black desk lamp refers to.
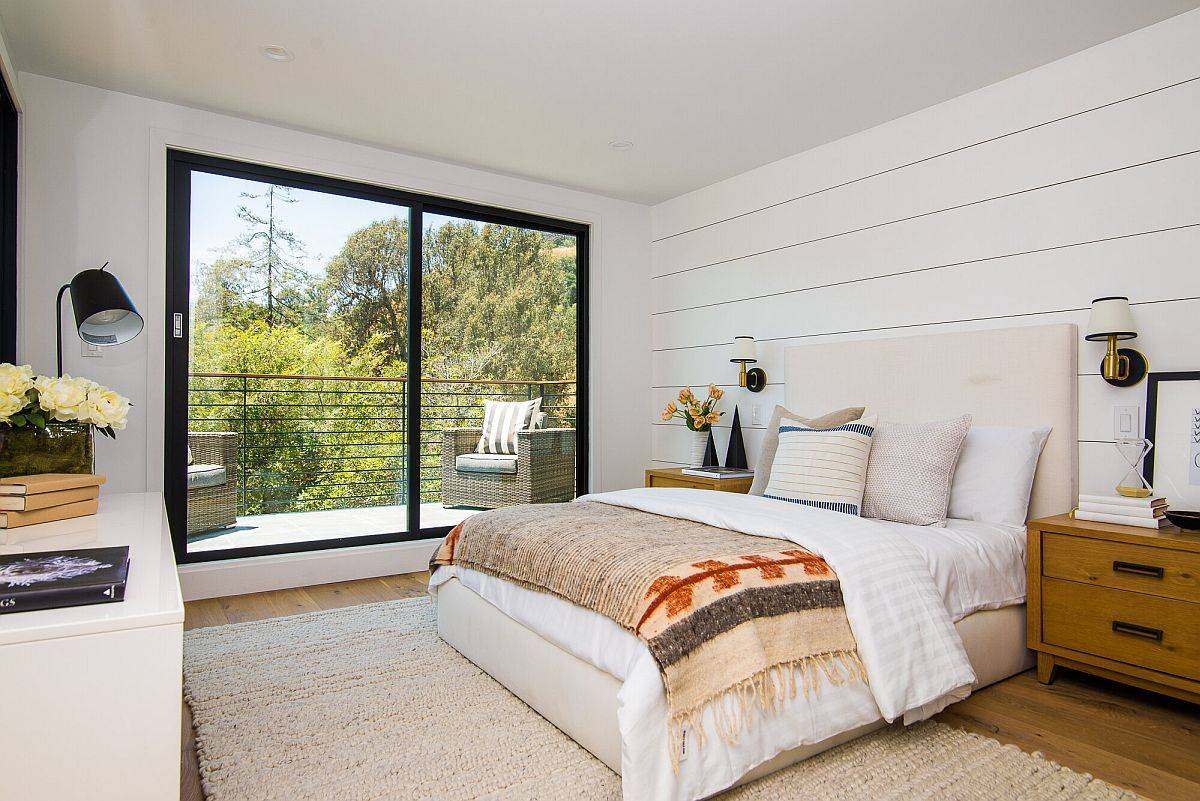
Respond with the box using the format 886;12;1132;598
56;263;144;376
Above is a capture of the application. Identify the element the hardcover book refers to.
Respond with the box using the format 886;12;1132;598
0;499;100;529
0;546;129;614
681;467;754;479
0;473;107;496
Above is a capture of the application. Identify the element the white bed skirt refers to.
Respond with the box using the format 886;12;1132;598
436;576;1034;788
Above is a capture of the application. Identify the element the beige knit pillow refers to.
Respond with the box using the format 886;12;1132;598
861;414;972;526
748;405;866;496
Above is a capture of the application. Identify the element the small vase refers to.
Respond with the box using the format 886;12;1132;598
0;422;95;478
689;429;709;468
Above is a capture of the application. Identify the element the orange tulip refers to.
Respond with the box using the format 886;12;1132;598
708;384;725;401
706;411;721;425
660;402;677;421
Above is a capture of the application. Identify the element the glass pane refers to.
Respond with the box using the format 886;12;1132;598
184;171;411;554
420;214;579;529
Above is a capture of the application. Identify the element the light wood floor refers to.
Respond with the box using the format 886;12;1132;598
182;572;1200;801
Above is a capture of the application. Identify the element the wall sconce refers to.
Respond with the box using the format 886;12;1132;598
56;263;144;376
730;335;767;392
1085;296;1146;387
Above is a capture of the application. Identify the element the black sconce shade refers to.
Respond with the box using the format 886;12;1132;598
57;263;144;375
69;268;143;345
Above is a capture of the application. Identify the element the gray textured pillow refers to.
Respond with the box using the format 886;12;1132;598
748;405;866;495
861;414;972;526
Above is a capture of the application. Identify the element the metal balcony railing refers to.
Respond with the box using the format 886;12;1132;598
187;372;576;516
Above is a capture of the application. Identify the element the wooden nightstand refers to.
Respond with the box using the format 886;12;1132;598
644;467;753;494
1027;513;1200;705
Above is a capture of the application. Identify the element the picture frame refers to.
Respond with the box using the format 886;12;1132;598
1144;370;1200;510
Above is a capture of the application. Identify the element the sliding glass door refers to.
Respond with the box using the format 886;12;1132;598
417;211;581;529
165;151;587;563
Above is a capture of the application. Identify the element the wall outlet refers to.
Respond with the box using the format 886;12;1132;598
1113;404;1141;440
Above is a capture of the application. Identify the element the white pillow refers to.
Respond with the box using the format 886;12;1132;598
476;398;542;454
948;426;1052;526
862;415;972;527
764;415;877;515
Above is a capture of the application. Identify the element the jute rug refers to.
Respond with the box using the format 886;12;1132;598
183;598;1136;801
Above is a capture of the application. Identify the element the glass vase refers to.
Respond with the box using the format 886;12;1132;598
0;422;95;478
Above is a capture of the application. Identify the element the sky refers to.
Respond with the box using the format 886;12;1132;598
186;172;569;301
188;171;408;285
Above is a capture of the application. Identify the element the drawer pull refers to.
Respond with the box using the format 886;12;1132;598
1111;620;1164;642
1112;560;1164;579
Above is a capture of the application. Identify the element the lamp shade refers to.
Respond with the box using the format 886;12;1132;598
68;267;144;346
1084;296;1137;342
730;335;757;363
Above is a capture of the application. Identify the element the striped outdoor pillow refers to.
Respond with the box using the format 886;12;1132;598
476;398;543;455
764;415;877;515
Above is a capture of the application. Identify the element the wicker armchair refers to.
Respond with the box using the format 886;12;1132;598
442;427;576;509
187;432;240;536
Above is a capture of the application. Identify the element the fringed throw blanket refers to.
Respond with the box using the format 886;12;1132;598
431;500;864;765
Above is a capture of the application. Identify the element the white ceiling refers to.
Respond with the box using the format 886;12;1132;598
1;0;1196;203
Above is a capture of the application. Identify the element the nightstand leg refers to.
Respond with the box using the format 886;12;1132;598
1036;652;1057;685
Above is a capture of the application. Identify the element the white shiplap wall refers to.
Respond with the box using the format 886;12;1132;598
649;10;1200;496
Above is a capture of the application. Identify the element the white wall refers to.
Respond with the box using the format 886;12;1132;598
650;10;1200;498
17;72;651;498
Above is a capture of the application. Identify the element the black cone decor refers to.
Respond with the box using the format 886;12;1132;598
702;430;720;467
725;406;749;470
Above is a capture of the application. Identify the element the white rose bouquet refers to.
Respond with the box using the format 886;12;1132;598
0;363;131;439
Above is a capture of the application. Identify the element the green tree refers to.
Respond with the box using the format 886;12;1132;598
420;221;576;380
233;184;322;328
324;217;410;366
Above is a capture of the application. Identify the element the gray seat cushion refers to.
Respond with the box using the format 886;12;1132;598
455;453;518;475
187;464;228;490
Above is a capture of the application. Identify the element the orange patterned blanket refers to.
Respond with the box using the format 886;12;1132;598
431;501;864;765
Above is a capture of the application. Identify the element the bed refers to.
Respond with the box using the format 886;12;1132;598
431;323;1078;801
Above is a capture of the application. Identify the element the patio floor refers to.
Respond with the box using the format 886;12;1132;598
186;502;479;553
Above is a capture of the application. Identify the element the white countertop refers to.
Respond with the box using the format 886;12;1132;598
0;492;183;646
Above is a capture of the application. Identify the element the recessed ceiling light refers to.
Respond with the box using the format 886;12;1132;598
261;45;294;63
607;139;634;151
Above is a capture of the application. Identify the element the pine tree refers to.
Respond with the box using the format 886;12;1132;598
233;185;317;328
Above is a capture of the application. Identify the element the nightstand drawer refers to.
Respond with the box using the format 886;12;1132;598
1042;578;1200;680
1043;532;1200;603
644;468;753;493
647;475;709;490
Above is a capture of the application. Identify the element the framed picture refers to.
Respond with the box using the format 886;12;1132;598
1144;371;1200;510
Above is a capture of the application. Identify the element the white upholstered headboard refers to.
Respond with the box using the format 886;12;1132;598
783;324;1078;520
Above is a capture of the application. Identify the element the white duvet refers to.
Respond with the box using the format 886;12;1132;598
430;488;1021;801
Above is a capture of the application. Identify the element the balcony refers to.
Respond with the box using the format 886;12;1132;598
185;372;576;553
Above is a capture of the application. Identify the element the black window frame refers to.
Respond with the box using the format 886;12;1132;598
165;149;589;564
0;76;17;363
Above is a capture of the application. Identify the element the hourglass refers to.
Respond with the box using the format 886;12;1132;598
1114;438;1154;498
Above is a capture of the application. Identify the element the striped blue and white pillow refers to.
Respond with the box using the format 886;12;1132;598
763;415;877;515
476;398;543;455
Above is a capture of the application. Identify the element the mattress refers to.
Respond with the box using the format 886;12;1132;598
429;513;1032;801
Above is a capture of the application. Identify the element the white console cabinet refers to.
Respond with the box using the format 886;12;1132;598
0;492;183;801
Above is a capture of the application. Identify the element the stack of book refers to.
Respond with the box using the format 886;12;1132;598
0;473;106;544
1075;493;1168;529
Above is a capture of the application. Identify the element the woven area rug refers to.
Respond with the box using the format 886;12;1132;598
183;598;1136;801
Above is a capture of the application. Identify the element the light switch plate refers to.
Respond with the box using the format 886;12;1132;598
1113;404;1141;440
751;404;761;425
80;339;101;358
